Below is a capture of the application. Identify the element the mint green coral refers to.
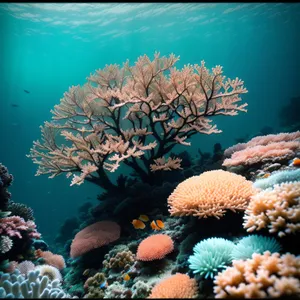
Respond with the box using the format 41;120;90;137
0;269;75;298
188;237;235;279
231;235;282;261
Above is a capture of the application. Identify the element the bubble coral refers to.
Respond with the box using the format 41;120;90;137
148;273;198;298
168;170;255;219
136;234;174;261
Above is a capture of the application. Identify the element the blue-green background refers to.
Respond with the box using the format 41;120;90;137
0;3;299;243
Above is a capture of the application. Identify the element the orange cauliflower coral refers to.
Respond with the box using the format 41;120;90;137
136;234;174;261
168;170;256;219
148;273;198;298
213;251;300;298
243;182;300;237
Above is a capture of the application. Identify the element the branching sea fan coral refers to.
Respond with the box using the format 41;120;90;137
27;53;248;191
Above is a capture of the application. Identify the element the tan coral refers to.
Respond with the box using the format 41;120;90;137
243;182;300;237
103;250;135;270
168;170;256;219
148;273;198;298
213;251;300;298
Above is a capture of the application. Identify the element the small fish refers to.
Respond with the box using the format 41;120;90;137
24;89;30;94
132;219;146;229
262;173;270;178
99;281;107;289
123;273;130;281
291;158;300;167
11;104;19;107
138;214;149;222
150;220;164;231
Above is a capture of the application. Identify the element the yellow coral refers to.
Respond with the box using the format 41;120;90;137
168;170;256;219
243;182;300;237
213;251;300;298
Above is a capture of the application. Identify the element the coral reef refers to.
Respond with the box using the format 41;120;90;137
213;251;300;298
243;182;300;237
168;170;255;219
34;265;62;282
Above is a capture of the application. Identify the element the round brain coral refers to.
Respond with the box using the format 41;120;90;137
148;273;198;298
136;234;174;261
70;221;121;258
168;170;256;219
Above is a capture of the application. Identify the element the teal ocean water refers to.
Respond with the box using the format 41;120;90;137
0;2;299;245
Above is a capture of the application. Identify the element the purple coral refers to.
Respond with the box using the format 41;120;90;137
0;216;41;239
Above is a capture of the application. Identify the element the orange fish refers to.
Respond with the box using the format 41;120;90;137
138;214;149;222
132;219;145;229
262;173;270;178
292;158;300;166
151;220;164;231
123;273;130;281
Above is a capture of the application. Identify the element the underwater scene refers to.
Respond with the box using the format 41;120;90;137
0;2;300;299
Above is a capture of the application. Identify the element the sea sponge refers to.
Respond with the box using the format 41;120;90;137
148;273;198;298
34;265;62;282
243;182;300;237
213;251;300;298
231;235;282;260
168;170;255;219
136;234;174;261
70;221;121;258
188;237;235;279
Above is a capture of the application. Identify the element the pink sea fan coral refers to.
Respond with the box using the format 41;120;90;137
70;221;121;258
223;131;300;167
0;216;41;239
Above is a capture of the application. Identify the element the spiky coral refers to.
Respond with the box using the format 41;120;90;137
213;251;300;298
231;235;282;260
243;182;300;237
7;201;34;221
188;237;235;279
28;53;248;191
168;170;255;219
0;236;13;254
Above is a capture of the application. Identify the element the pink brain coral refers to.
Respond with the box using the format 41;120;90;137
168;170;256;219
70;221;121;258
148;273;198;298
136;234;174;261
